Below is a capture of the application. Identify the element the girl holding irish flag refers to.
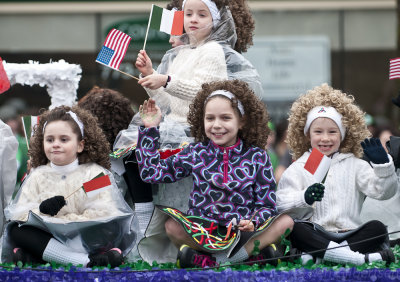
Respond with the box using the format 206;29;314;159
2;106;136;268
276;84;397;266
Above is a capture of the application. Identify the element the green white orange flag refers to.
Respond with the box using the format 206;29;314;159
21;115;39;148
149;4;184;36
82;173;112;198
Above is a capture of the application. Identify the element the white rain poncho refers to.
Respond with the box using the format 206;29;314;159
0;120;18;231
2;163;138;262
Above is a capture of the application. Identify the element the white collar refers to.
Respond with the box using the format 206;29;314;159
50;158;79;174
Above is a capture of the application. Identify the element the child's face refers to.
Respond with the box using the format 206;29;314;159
183;0;213;43
169;35;184;48
309;117;341;156
204;97;243;147
43;120;84;166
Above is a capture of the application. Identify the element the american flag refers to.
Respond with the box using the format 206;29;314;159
96;29;132;70
389;58;400;80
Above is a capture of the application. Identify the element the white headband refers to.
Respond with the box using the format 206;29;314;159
206;90;245;116
304;106;346;141
182;0;221;28
43;111;84;138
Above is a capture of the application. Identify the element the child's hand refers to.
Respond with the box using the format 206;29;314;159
135;50;153;77
361;138;389;164
139;99;162;128
39;195;66;216
138;74;169;90
238;220;255;232
304;183;325;205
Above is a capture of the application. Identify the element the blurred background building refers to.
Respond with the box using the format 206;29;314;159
0;0;398;125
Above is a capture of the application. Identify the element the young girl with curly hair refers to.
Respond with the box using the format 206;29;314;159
276;84;397;265
121;0;262;241
135;80;293;268
2;106;136;268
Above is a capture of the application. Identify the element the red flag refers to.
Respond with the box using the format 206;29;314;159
304;148;332;183
389;58;400;80
0;57;10;94
83;173;111;197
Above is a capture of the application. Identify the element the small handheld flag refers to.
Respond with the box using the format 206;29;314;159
21;115;39;149
304;148;332;183
65;173;112;199
0;57;10;94
96;29;138;80
149;5;184;36
82;173;112;198
143;4;184;50
389;58;400;80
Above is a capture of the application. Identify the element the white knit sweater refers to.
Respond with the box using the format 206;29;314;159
145;41;228;124
6;163;122;222
276;152;397;232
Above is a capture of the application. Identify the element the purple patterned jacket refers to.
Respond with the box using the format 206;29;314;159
136;126;277;228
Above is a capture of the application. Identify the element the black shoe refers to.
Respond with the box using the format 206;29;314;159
365;249;395;264
245;243;282;266
177;245;217;268
87;248;123;268
12;247;44;265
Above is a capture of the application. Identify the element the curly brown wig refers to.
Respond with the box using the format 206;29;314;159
78;86;134;150
29;105;111;169
228;0;254;53
167;0;253;53
187;79;269;149
287;83;371;160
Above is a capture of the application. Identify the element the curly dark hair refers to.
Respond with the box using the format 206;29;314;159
29;105;111;169
187;80;269;148
228;0;255;53
78;86;134;150
167;0;253;53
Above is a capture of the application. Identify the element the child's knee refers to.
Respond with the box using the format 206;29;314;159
165;218;181;238
278;214;294;233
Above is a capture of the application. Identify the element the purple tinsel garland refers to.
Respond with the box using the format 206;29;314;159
1;268;400;281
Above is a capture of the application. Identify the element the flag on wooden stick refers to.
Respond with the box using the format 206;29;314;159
82;173;112;198
96;29;132;70
0;57;10;94
149;5;184;36
304;148;332;183
389;58;400;80
21;115;39;149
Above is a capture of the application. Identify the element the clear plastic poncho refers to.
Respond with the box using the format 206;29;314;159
1;163;138;263
114;5;262;152
0;120;18;231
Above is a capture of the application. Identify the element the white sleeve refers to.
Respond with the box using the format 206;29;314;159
356;155;397;200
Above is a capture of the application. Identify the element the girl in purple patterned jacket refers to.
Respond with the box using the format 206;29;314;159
135;80;293;268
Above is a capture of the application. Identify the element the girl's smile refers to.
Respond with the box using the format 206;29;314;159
308;117;341;156
204;97;244;147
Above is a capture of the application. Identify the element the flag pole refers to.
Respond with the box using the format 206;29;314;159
143;4;154;51
21;117;30;150
65;186;83;200
116;68;139;80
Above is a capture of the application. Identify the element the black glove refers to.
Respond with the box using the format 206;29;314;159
39;196;66;216
304;183;325;205
361;138;389;164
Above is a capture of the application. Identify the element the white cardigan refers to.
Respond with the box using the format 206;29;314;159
276;152;397;232
145;41;228;124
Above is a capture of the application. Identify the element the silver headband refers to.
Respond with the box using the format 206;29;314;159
206;90;245;116
43;111;84;138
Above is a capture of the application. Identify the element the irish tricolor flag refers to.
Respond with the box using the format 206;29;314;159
83;173;112;198
304;148;332;183
149;5;184;36
22;115;40;148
